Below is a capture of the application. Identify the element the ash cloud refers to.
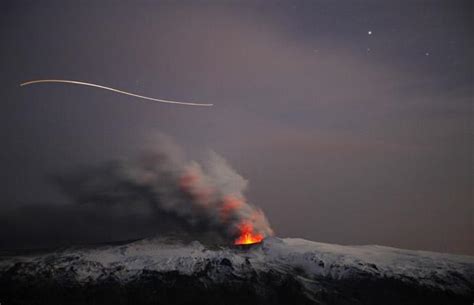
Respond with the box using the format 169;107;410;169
0;139;272;249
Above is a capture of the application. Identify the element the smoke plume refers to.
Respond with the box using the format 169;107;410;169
52;139;273;245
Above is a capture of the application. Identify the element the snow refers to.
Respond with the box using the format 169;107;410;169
1;237;473;295
260;237;474;293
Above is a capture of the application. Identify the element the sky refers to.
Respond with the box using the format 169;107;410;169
0;0;472;254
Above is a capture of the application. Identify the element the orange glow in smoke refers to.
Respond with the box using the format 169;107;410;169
234;222;264;245
220;195;243;221
179;169;199;190
179;167;213;206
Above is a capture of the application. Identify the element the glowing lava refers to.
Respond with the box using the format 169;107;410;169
234;222;264;245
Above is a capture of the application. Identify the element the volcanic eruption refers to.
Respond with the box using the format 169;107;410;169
177;155;272;245
234;222;264;245
55;138;273;245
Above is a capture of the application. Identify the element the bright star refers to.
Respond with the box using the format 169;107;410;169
368;30;372;35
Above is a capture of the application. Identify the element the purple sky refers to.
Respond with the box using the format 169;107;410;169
0;1;472;254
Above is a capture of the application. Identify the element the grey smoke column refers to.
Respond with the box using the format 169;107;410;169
55;139;273;243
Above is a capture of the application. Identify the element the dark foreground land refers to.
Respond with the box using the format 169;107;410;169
1;237;473;305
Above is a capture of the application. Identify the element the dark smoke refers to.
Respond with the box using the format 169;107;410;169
0;139;272;249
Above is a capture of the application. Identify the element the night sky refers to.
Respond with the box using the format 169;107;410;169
0;1;472;254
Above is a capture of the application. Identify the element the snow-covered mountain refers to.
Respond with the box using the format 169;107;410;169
1;237;473;305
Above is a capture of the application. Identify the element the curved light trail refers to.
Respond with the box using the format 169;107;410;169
20;79;213;107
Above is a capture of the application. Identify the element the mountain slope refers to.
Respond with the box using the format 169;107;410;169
1;237;473;305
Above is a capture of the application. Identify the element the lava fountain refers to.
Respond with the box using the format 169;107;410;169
234;222;264;245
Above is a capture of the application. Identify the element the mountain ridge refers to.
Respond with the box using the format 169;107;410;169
1;237;473;305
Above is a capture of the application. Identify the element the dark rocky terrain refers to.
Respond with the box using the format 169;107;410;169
1;237;473;305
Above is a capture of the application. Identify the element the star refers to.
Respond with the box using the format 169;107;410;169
425;52;430;56
368;30;372;35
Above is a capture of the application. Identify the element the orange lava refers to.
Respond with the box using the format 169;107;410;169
234;222;264;245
